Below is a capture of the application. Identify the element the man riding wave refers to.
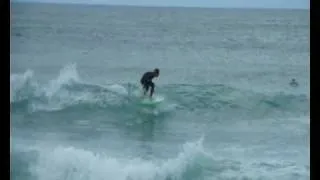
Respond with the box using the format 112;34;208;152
140;68;160;98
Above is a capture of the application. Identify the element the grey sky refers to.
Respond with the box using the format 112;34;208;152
15;0;310;9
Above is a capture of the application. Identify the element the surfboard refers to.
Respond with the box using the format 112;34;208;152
140;95;164;105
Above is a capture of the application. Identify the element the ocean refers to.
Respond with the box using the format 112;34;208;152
10;2;310;180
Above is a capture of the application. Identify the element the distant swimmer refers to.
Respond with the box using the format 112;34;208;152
140;68;160;98
290;78;298;87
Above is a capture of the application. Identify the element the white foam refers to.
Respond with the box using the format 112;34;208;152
10;69;34;90
106;84;128;96
29;90;95;112
10;70;41;103
44;63;80;98
11;63;120;112
30;137;210;180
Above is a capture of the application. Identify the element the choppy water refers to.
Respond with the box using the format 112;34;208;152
11;2;309;180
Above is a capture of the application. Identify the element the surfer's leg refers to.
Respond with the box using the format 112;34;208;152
150;82;155;97
141;81;148;95
144;83;149;95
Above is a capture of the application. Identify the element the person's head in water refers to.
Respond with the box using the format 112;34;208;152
154;68;160;77
290;78;298;87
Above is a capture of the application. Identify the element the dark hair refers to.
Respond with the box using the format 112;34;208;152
154;68;159;74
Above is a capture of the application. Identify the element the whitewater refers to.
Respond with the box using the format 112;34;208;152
11;2;309;180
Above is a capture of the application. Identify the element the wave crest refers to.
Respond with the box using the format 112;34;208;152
10;64;308;115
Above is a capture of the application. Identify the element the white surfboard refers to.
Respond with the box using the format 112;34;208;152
140;95;165;105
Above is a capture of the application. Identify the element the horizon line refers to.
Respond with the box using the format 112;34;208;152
11;1;310;11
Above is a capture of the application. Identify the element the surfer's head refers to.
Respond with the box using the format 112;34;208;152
290;78;298;87
154;68;160;77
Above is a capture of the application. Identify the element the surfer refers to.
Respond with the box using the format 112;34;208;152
290;78;298;87
140;68;160;98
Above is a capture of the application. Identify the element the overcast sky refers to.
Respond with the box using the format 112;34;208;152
15;0;310;9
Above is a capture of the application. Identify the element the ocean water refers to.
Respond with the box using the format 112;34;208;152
10;2;310;180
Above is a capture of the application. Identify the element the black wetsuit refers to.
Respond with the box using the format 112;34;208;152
140;71;156;96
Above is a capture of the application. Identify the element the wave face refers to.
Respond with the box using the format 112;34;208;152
11;64;308;116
